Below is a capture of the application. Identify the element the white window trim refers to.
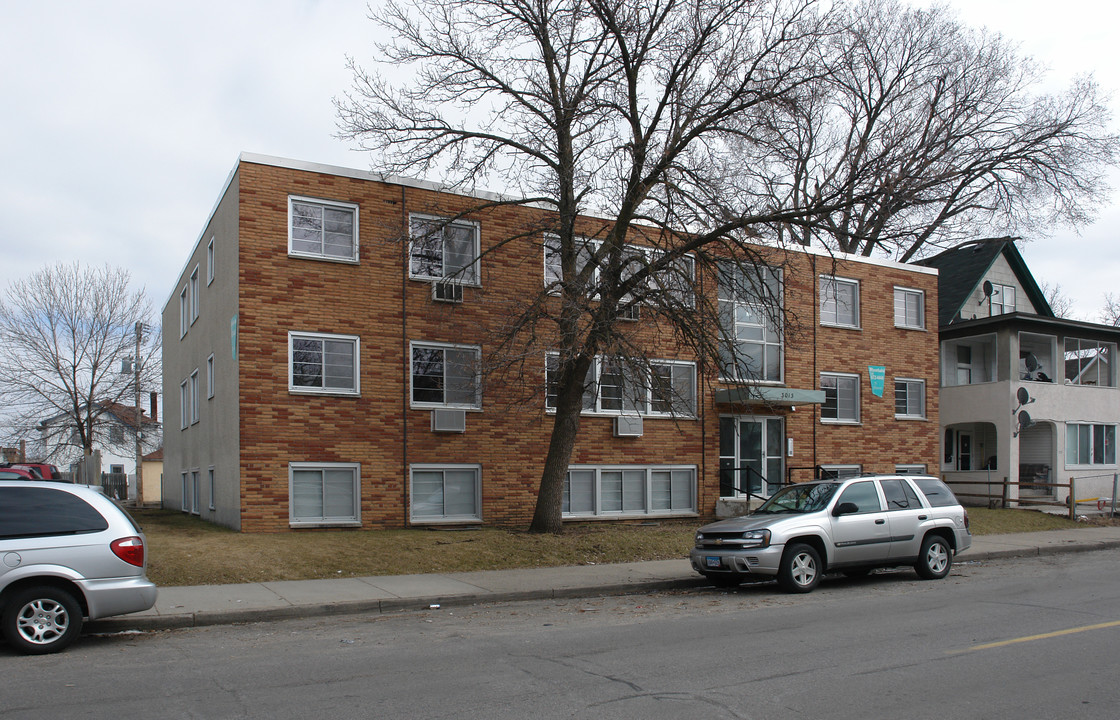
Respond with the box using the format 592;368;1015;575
288;462;362;527
208;466;216;511
288;331;361;396
190;370;200;425
819;464;863;479
409;463;483;524
207;236;215;285
179;379;189;430
820;372;860;424
190;468;201;515
895;464;927;475
179;286;189;338
1065;423;1117;469
410;340;482;409
288;195;360;264
206;354;215;399
189;265;200;325
180;471;189;512
718;265;784;384
408;213;481;285
561;464;698;518
545;353;697;418
820;275;860;329
894;286;925;330
894;377;926;420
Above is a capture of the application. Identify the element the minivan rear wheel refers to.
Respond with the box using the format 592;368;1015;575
2;586;83;655
778;543;821;593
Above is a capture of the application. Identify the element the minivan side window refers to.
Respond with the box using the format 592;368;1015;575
881;479;923;510
835;481;883;514
911;478;958;508
0;488;109;539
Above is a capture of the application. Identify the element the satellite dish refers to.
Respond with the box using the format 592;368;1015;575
1018;410;1034;430
979;280;994;305
1017;387;1031;406
1024;353;1039;372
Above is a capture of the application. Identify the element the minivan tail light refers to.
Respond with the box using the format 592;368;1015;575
111;536;146;567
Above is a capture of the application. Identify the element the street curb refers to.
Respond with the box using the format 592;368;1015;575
86;578;709;634
84;542;1120;635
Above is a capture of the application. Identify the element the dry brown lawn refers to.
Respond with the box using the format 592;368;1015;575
134;506;1091;587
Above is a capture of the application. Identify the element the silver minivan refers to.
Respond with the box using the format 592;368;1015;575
690;475;971;593
0;481;158;654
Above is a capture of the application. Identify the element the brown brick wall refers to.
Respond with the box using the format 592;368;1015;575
230;159;938;531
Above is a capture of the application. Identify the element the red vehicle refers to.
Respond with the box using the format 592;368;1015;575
0;463;62;481
0;467;36;480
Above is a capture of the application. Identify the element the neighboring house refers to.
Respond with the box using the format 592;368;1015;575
162;153;940;532
140;448;164;506
38;399;162;479
919;239;1120;506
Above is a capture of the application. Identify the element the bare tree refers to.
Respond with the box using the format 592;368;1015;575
1039;281;1074;319
1102;293;1120;327
0;263;161;468
756;0;1119;260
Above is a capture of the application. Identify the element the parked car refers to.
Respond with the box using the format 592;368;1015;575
0;468;36;480
0;463;63;481
690;475;971;593
0;481;158;654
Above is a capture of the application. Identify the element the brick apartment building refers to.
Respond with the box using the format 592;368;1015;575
162;153;940;532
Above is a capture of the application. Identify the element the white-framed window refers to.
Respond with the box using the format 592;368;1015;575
410;342;481;409
208;466;215;511
207;236;215;285
718;263;783;382
189;370;200;425
410;464;482;523
289;196;359;262
894;287;924;330
1066;424;1116;467
1064;338;1115;387
180;471;189;512
179;286;189;338
543;236;695;308
206;354;215;399
189;265;200;325
819;464;862;479
894;378;925;419
820;372;859;423
563;465;696;517
179;379;189;430
190;469;200;515
820;275;859;328
409;214;480;284
289;462;361;526
895;464;927;475
289;332;360;395
990;283;1016;315
545;354;696;417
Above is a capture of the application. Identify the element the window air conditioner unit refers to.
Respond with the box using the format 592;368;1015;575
431;408;467;433
614;415;643;437
432;280;464;303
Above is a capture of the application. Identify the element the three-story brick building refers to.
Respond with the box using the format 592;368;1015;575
163;153;939;531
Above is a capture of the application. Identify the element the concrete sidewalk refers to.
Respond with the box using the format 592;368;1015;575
87;525;1120;634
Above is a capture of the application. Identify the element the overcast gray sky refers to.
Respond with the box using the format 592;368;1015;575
1;0;1117;319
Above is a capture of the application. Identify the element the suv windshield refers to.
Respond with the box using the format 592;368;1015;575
754;482;840;515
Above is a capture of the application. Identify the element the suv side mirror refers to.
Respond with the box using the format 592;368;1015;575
833;502;860;517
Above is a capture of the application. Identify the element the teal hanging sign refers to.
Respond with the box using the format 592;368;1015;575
868;365;885;397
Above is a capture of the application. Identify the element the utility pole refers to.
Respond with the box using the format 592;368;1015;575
134;321;144;507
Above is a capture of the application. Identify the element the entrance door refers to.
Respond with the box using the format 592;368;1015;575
957;432;972;471
719;417;784;498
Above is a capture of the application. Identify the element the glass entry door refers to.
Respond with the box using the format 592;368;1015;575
720;416;784;498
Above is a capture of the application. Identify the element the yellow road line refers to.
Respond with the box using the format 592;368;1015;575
953;620;1120;653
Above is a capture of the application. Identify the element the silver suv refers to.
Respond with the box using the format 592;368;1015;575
690;475;971;593
0;481;158;654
